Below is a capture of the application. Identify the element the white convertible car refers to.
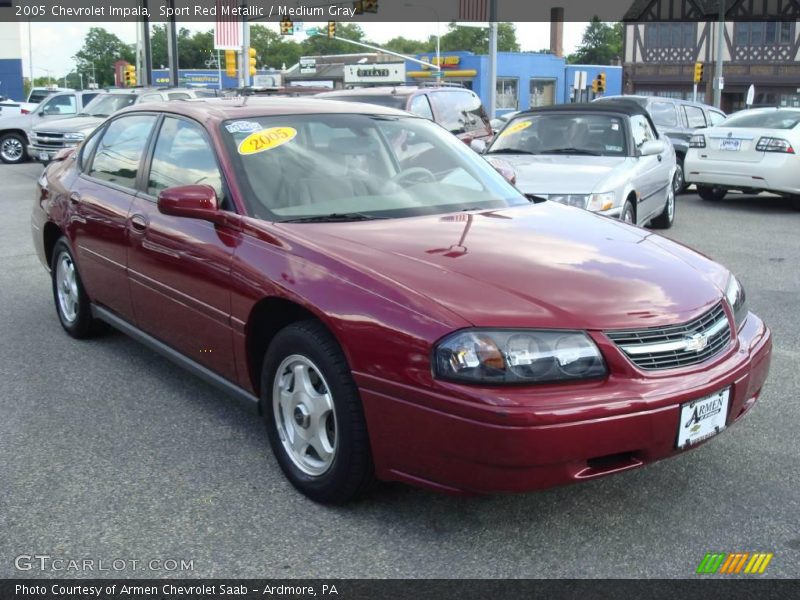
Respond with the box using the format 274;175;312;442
473;101;678;228
685;107;800;203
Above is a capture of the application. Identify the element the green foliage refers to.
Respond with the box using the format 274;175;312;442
249;25;302;70
73;27;135;87
382;36;435;56
149;25;219;69
299;23;366;56
439;22;520;54
567;18;623;65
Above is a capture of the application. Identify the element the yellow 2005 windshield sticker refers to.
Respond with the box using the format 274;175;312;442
238;127;297;155
499;120;532;137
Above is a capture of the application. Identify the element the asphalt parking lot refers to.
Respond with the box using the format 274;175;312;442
1;162;798;579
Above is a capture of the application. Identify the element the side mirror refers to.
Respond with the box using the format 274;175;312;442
157;184;224;223
470;138;487;154
639;140;665;156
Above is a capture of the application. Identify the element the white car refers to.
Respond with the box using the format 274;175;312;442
473;102;677;228
0;86;72;119
685;107;800;202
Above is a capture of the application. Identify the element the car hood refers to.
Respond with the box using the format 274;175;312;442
489;154;627;195
32;115;103;133
278;202;729;330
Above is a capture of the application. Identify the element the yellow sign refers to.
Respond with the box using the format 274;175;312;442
238;127;297;155
420;55;461;69
498;120;532;137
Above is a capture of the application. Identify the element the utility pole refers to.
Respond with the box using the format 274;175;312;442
141;0;153;86
166;0;179;86
487;0;498;119
239;3;250;88
713;0;725;108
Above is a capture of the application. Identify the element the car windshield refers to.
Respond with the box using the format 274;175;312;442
488;113;628;157
721;110;800;129
222;113;527;221
320;94;407;110
81;94;137;117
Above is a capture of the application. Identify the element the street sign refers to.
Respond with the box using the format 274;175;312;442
746;84;755;106
714;76;724;90
305;27;319;36
299;58;317;75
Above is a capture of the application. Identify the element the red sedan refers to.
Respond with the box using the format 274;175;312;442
31;98;772;503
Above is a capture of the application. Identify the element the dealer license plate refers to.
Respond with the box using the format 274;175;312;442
677;388;730;449
719;139;741;151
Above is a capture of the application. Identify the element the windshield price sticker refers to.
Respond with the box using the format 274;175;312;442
238;127;297;155
499;120;532;137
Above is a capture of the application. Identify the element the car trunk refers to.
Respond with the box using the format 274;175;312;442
703;127;784;163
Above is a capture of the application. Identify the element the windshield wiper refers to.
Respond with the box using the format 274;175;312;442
540;148;602;156
278;212;387;223
486;148;538;155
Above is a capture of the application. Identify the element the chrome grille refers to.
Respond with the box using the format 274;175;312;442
31;132;66;149
606;304;731;371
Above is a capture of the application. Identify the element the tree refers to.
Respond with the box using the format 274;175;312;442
568;18;623;65
383;36;435;56
300;23;366;56
439;22;519;54
250;25;302;70
73;27;135;87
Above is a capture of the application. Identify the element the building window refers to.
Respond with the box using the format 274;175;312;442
644;23;696;48
496;78;518;110
529;79;555;107
735;22;792;46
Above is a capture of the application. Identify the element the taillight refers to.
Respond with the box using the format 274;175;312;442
21;108;30;115
755;137;794;153
689;134;705;148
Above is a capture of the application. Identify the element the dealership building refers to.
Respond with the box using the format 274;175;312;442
0;21;24;101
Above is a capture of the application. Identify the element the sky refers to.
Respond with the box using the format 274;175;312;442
19;21;587;80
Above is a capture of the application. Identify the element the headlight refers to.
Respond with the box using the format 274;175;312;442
63;133;85;141
725;275;748;330
434;329;607;384
587;192;615;212
548;194;589;208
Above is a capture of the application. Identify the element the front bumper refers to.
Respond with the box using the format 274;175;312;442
28;142;80;163
357;313;772;494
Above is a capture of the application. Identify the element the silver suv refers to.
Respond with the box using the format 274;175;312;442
0;90;100;164
28;87;218;162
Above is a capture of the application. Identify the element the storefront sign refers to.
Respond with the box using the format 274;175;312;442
419;55;461;70
344;63;406;84
299;58;317;75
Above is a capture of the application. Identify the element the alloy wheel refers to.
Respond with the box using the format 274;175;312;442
272;354;338;477
1;137;23;163
55;253;79;323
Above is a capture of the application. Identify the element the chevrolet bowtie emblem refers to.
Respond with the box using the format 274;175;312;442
684;332;709;352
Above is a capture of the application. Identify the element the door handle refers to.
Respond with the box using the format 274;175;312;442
657;155;662;161
130;214;148;232
69;192;81;204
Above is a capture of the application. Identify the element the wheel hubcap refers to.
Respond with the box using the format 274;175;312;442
1;138;23;162
273;355;337;476
623;206;634;223
55;253;79;323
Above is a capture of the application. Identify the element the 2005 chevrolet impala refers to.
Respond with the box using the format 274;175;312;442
31;98;772;503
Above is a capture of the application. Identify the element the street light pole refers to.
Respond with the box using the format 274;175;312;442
713;0;726;109
488;0;498;119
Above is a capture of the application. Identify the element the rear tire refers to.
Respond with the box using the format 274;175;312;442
261;320;375;504
50;239;105;338
650;181;675;229
0;132;27;164
697;185;727;202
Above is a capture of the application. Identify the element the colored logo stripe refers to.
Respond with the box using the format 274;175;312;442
697;553;773;574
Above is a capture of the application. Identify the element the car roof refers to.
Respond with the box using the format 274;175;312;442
598;94;724;112
116;96;413;121
520;101;651;119
318;86;468;98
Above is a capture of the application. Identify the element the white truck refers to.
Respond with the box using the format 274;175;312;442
0;87;72;119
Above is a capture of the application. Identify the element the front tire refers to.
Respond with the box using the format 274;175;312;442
0;132;27;164
673;156;686;195
697;185;727;202
651;178;676;229
50;239;104;338
261;320;375;504
620;198;636;224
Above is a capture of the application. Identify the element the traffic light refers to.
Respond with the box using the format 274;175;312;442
280;16;293;35
596;71;606;93
123;64;136;87
225;50;237;77
327;21;336;38
693;62;704;83
363;0;378;12
591;77;599;93
353;0;363;14
248;47;257;77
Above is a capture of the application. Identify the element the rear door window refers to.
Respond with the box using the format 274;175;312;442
430;90;488;134
683;105;707;128
708;110;726;126
88;114;158;189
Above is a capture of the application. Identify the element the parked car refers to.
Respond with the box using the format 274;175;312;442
317;85;494;146
685;107;800;205
0;90;101;164
475;102;678;228
27;87;218;162
32;97;771;503
0;86;72;119
595;95;726;194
